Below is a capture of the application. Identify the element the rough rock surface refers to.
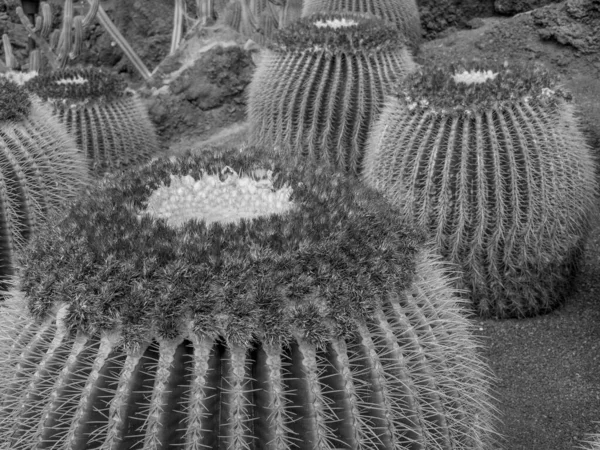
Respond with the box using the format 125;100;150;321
494;0;559;14
416;0;496;39
141;22;256;150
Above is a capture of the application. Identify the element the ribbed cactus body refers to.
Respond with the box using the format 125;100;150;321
24;68;159;175
0;81;89;289
0;149;497;449
363;62;598;318
301;0;422;52
247;13;415;175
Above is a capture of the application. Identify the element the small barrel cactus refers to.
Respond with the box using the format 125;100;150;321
23;67;160;175
301;0;422;52
247;12;416;175
362;61;598;318
0;149;497;449
0;79;89;290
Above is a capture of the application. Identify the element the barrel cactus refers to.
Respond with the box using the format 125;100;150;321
301;0;422;52
0;79;89;290
23;67;160;175
0;148;497;449
362;61;598;318
247;12;416;175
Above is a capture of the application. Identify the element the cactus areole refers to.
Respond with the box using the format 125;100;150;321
270;12;403;54
0;79;31;121
18;149;423;347
400;60;568;114
24;66;127;105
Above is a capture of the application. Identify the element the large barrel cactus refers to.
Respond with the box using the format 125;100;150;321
362;61;598;318
248;13;416;175
0;149;497;449
24;67;160;175
0;79;89;290
301;0;422;52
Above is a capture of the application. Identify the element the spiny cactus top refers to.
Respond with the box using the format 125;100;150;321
23;67;159;175
363;60;598;318
0;149;497;449
248;12;416;175
0;79;89;290
23;67;127;104
301;0;422;52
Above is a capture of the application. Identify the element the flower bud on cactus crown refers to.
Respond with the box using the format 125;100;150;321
248;13;416;175
0;80;90;291
23;67;159;175
363;60;598;318
0;148;498;449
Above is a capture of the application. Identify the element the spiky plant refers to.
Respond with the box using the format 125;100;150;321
362;61;598;318
0;148;498;449
301;0;422;52
23;67;160;175
0;79;89;291
247;12;416;175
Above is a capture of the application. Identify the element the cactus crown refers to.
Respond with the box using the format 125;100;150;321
398;60;570;114
24;67;127;104
270;12;402;54
0;79;31;121
19;148;424;350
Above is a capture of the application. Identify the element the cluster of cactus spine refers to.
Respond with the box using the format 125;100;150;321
362;61;598;318
24;67;159;175
0;79;89;290
248;12;416;175
0;149;498;449
301;0;422;52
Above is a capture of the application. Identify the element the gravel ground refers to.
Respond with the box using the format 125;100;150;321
475;214;600;450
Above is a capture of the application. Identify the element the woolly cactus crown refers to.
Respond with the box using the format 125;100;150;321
0;79;31;121
400;60;567;114
18;148;424;350
24;66;127;104
270;12;403;54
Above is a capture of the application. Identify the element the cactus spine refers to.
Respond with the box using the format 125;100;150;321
0;80;89;290
362;61;598;318
248;13;415;175
24;67;160;175
0;149;498;449
301;0;422;52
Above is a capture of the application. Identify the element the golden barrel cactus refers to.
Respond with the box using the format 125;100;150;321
0;79;89;290
363;61;598;318
0;149;497;449
248;13;416;175
24;67;159;176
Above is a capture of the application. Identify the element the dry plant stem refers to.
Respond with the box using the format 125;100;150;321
16;7;59;69
2;34;15;69
39;2;52;37
82;0;99;28
56;0;74;67
171;0;185;55
69;15;84;59
197;0;214;24
29;49;41;71
90;1;151;81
